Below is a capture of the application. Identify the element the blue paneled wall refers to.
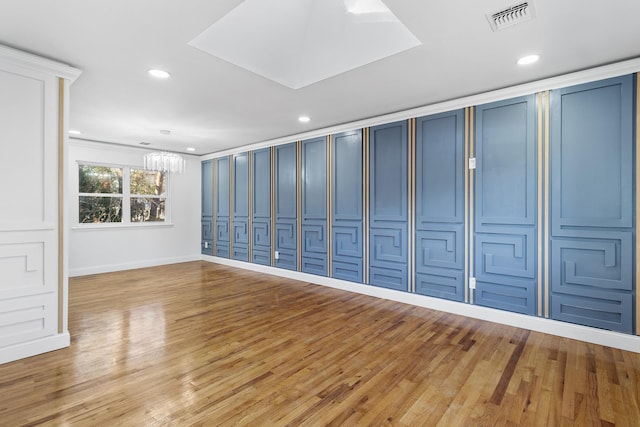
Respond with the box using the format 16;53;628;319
203;73;637;335
252;148;271;266
215;156;230;258
550;75;634;333
474;96;538;315
415;111;465;301
201;160;213;256
369;121;409;291
332;130;363;282
301;137;328;276
275;143;298;270
232;152;249;262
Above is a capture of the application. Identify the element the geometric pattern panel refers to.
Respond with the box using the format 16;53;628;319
201;217;213;255
475;231;535;281
232;245;249;262
369;121;408;291
275;142;298;270
551;290;633;333
216;220;229;243
233;220;249;245
0;293;54;348
416;225;463;271
233;152;249;217
332;129;363;283
216;157;230;217
333;223;362;259
201;160;214;255
415;268;464;302
216;243;229;258
474;95;538;315
551;236;632;292
252;148;271;264
302;222;327;275
371;227;407;265
0;243;44;289
475;278;537;315
252;221;270;249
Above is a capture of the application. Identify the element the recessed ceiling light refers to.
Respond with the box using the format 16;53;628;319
68;129;81;135
517;54;540;66
139;142;151;146
186;147;196;152
298;116;310;123
159;129;171;135
148;69;171;79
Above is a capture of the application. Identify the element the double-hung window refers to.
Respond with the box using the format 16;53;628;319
78;164;167;225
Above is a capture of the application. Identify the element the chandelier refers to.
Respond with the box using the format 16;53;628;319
143;151;186;174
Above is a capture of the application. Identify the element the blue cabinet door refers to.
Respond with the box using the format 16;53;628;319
215;156;230;258
369;121;408;291
549;75;635;333
252;148;271;266
474;96;537;315
332;130;363;282
301;137;327;276
201;160;213;255
275;143;297;270
232;152;249;261
415;110;465;301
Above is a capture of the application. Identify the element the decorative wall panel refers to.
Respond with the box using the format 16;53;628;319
332;130;363;282
232;152;249;261
415;110;465;300
550;75;635;333
301;137;327;275
474;96;537;315
215;156;230;258
369;121;408;291
252;148;271;265
201;160;213;255
275;143;297;270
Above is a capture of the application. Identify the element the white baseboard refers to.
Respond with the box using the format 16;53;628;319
0;332;70;365
203;255;640;354
69;255;201;277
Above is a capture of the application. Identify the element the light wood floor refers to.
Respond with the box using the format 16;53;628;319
1;262;640;426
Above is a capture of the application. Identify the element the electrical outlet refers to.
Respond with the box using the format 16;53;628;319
469;277;476;289
274;251;280;260
203;241;209;248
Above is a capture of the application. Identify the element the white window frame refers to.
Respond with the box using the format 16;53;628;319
75;161;172;229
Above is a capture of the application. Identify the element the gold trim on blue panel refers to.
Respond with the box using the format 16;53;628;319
537;93;543;317
409;118;416;293
464;108;469;303
271;147;276;266
363;127;370;284
469;107;475;305
297;140;302;272
327;135;333;277
213;159;217;255
544;90;551;318
636;74;640;335
248;151;253;263
229;155;234;259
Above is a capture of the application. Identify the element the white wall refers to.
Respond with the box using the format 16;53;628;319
68;140;201;276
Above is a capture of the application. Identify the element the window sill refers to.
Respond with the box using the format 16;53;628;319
72;222;174;231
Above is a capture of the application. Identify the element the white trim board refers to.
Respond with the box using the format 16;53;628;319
69;255;201;277
0;332;70;365
203;255;640;354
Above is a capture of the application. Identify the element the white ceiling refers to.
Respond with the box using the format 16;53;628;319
1;0;639;155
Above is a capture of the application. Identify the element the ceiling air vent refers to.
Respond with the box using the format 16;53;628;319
487;2;535;32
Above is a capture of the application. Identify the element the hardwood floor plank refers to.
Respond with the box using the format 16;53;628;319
1;261;640;426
